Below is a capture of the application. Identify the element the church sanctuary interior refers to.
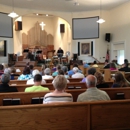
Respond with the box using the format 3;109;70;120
1;0;130;130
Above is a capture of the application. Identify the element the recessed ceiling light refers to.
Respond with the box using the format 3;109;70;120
36;14;39;15
46;14;48;16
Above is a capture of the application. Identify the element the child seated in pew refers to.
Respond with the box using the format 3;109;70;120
25;74;49;92
26;69;46;85
94;72;109;88
43;75;73;104
112;72;130;88
0;73;18;92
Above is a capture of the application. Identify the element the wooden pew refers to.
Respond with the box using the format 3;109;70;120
0;102;89;130
0;100;130;129
10;82;87;92
9;78;83;85
90;100;130;130
1;87;130;106
0;89;86;106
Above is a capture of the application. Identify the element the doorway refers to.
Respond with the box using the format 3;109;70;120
111;41;125;65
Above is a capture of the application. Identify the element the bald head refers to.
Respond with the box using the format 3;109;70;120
86;75;97;88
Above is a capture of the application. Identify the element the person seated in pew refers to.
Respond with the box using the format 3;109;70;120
18;66;33;80
52;64;62;77
72;67;84;78
83;61;90;68
43;75;73;104
0;64;4;76
26;69;46;85
110;62;118;71
29;64;34;74
94;72;109;88
92;60;98;68
112;72;130;88
25;74;49;92
68;63;82;77
52;70;70;83
77;75;110;102
61;66;70;79
81;67;96;82
42;68;53;79
103;59;110;69
0;73;18;92
119;62;130;72
10;67;20;80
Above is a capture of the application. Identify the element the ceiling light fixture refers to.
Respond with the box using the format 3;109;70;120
8;0;19;18
46;14;48;16
40;22;46;30
97;0;105;24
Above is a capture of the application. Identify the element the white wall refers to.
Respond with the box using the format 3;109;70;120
1;1;130;63
71;10;110;62
110;1;130;62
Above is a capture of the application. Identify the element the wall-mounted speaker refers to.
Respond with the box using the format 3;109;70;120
15;21;22;31
91;41;93;56
78;42;80;56
60;24;65;33
105;33;110;42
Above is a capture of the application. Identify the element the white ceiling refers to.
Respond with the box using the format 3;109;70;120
0;0;129;12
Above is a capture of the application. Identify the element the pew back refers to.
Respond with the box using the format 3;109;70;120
0;100;130;129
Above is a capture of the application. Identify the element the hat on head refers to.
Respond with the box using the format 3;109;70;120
1;73;10;83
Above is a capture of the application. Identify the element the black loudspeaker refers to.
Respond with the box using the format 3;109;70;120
60;24;65;33
105;33;110;42
73;53;78;60
78;42;80;56
15;21;22;31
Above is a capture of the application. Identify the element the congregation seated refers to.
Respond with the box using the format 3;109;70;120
42;68;53;79
52;64;61;77
103;59;110;69
68;63;82;77
0;73;18;92
77;75;110;102
25;74;49;92
112;72;130;88
92;60;98;67
43;75;73;104
71;67;84;78
81;67;96;82
26;69;46;85
61;66;70;79
18;66;33;80
94;71;109;88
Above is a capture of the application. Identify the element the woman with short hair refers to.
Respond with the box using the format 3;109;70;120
43;75;73;104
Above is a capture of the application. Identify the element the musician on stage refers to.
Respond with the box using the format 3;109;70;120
57;47;64;58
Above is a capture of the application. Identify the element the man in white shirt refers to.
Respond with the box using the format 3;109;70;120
42;68;53;79
71;67;84;78
26;69;46;85
77;75;110;102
